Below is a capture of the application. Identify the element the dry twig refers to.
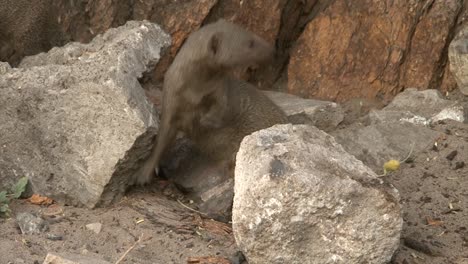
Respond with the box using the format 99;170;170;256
115;233;144;264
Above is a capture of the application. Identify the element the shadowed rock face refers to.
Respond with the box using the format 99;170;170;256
1;0;466;103
0;0;67;66
0;21;171;208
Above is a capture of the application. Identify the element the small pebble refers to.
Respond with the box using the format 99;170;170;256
86;223;102;234
454;161;465;170
16;212;48;235
446;150;458;161
185;242;194;248
47;233;64;241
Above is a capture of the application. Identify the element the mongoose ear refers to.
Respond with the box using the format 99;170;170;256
209;32;223;56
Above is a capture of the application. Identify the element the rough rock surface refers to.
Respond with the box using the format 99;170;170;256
2;0;466;102
332;123;440;173
332;88;466;172
288;0;465;102
449;25;468;96
233;124;402;264
16;212;49;235
340;97;385;126
369;88;467;125
0;21;171;208
264;90;344;131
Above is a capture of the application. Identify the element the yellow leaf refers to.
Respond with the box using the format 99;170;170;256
384;159;400;173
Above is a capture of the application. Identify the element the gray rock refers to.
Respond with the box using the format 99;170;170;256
332;88;461;172
264;91;344;132
42;252;111;264
46;234;64;241
0;21;171;207
340;97;384;126
0;61;11;74
233;124;402;264
331;122;440;172
368;88;466;125
85;222;102;234
16;212;48;234
449;26;468;95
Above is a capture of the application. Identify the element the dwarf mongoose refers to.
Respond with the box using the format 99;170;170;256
189;78;288;166
134;19;275;185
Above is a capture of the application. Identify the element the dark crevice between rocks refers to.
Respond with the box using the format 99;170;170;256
267;0;314;90
113;1;134;29
97;127;158;208
428;1;465;91
265;0;337;91
201;0;223;26
57;1;94;44
139;39;172;91
399;0;436;93
1;0;69;66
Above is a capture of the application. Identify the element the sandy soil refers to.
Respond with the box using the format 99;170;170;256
389;120;468;264
0;183;240;264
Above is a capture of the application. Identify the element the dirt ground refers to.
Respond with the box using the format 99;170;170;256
388;119;468;264
1;95;468;264
0;184;240;264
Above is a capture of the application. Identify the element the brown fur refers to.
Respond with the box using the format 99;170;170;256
189;78;288;166
134;19;274;185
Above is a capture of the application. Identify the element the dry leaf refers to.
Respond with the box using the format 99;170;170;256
29;194;54;206
42;204;64;217
193;215;232;238
426;216;444;226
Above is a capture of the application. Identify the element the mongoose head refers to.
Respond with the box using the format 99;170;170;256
206;19;275;69
183;19;275;70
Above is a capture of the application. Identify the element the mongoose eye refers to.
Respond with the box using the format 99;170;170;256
249;40;255;49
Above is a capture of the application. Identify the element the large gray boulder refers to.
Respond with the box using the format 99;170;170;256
0;21;171;208
233;124;402;264
449;26;468;96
